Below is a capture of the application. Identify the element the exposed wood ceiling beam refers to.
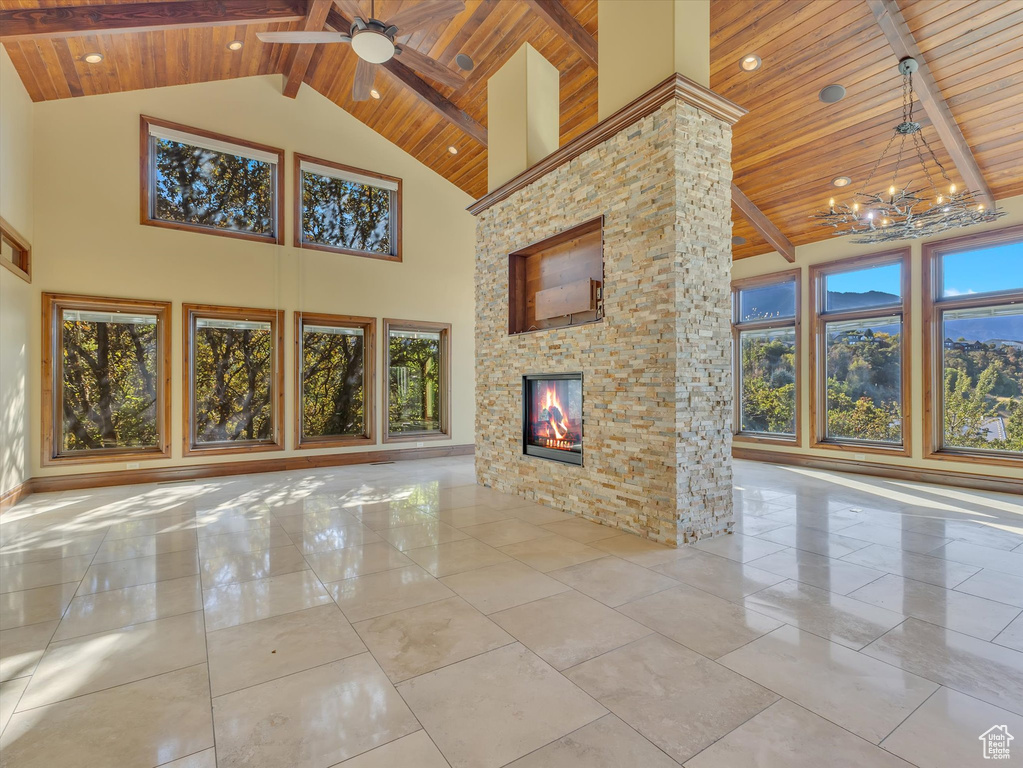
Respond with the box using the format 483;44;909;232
0;0;307;41
866;0;995;209
523;0;597;70
282;0;332;98
325;7;488;147
731;183;795;263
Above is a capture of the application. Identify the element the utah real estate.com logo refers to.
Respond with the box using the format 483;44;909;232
979;725;1013;760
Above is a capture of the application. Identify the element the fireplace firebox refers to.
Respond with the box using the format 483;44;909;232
523;373;583;465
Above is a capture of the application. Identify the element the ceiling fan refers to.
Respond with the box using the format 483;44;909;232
257;0;466;101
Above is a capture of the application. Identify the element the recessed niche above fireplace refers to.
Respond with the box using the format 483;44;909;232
508;217;603;335
523;373;583;465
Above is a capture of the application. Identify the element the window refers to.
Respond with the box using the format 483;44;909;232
0;217;30;282
384;319;450;441
924;225;1023;464
295;153;401;261
810;250;910;453
183;304;284;455
141;116;284;244
42;294;171;465
296;313;375;448
731;271;800;442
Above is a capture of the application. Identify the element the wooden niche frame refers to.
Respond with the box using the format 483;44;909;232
382;319;451;443
42;293;172;466
294;152;403;262
731;269;802;446
922;223;1023;468
294;312;377;449
140;115;285;245
182;303;285;457
0;217;31;282
809;249;912;457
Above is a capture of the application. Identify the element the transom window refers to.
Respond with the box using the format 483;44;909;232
384;319;449;441
924;225;1023;464
811;251;910;453
0;217;31;282
141;116;284;244
296;313;375;448
295;153;401;261
183;304;283;455
731;271;800;442
43;294;171;464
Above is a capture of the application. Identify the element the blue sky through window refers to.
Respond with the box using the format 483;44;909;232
942;243;1023;297
826;262;901;300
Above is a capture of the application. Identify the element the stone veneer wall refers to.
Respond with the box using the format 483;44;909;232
474;97;734;546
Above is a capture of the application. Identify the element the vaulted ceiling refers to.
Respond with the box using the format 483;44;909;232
3;0;1022;260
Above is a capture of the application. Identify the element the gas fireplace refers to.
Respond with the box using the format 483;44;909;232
523;373;583;465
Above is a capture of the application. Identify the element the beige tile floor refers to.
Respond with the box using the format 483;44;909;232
0;456;1022;767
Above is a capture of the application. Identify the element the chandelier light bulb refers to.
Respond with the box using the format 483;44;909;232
950;183;957;194
937;194;943;204
889;185;896;196
853;203;860;212
978;204;985;212
829;198;835;209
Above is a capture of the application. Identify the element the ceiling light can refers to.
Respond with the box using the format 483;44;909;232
455;53;474;71
832;176;852;187
731;236;746;245
447;146;458;155
819;84;846;103
84;52;104;64
227;40;244;51
740;54;761;72
370;89;381;99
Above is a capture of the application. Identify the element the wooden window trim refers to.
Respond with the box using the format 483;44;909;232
922;223;1023;468
182;303;285;457
383;318;451;444
293;152;402;262
42;293;171;466
140;115;285;245
0;217;31;283
809;248;912;457
731;268;802;446
295;312;376;449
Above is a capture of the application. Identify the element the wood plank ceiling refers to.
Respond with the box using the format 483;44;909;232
3;0;1022;260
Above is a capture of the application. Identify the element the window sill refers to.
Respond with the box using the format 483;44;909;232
383;432;450;445
143;217;282;246
297;435;375;450
43;446;171;467
296;240;401;262
734;433;800;447
811;439;910;458
183;440;284;458
924;447;1023;468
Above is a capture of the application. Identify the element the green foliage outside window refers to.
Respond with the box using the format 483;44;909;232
388;331;441;434
301;170;392;254
193;322;273;443
153;138;275;235
740;330;796;435
301;327;365;439
61;315;159;451
825;323;902;443
942;342;1023;453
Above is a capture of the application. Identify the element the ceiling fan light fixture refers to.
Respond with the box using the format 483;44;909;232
227;40;244;51
352;29;396;64
740;54;761;72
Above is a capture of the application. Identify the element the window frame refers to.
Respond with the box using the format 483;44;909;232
140;115;285;245
730;269;801;446
293;152;402;262
0;216;31;283
42;293;172;466
294;312;376;449
922;223;1023;467
809;249;912;456
182;303;285;457
383;318;451;444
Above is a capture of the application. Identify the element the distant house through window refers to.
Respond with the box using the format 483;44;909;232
141;116;284;244
183;304;284;455
924;225;1023;464
731;270;800;443
42;293;171;465
295;153;402;261
384;319;450;442
810;250;910;454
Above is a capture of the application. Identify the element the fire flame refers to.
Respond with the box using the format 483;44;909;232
534;383;576;451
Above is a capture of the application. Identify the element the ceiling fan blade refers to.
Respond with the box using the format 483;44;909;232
256;31;352;44
394;45;463;88
352;57;377;101
386;0;465;33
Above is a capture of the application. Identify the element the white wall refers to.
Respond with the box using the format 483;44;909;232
25;74;476;479
732;193;1023;481
0;48;33;498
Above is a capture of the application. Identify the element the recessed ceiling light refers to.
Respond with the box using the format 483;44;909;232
832;176;852;187
819;84;846;103
83;52;104;64
227;40;244;51
370;89;381;99
740;54;761;72
455;53;474;71
732;236;747;245
447;146;458;155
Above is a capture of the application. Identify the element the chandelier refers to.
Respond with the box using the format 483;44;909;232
813;57;1004;243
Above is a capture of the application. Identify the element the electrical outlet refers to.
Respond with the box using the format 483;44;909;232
127;462;141;470
416;442;424;448
853;453;865;461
